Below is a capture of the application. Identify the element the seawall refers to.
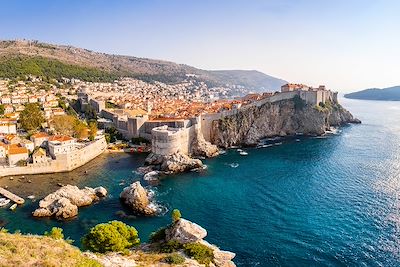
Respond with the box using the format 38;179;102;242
0;136;107;177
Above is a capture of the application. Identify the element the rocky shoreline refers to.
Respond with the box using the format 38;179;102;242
211;98;360;148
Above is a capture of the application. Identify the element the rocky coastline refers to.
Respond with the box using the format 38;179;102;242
211;98;361;148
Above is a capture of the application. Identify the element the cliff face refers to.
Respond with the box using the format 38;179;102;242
211;99;360;148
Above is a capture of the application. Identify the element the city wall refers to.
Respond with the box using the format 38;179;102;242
151;124;198;155
0;136;107;177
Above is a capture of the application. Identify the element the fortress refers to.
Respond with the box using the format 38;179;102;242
93;84;338;156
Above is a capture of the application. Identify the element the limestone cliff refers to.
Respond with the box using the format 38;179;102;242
211;99;360;147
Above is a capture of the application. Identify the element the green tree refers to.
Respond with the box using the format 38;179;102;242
88;121;98;141
81;221;140;253
0;104;4;115
19;103;45;132
44;227;64;240
172;209;181;223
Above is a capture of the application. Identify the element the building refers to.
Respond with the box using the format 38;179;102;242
30;132;49;147
281;83;310;92
0;142;6;163
7;144;29;166
20;139;35;152
3;134;19;144
0;119;17;134
48;135;76;158
32;148;48;164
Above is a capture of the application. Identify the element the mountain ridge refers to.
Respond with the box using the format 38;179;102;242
0;40;287;91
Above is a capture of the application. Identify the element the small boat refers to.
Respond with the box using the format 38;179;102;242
229;163;239;168
27;195;35;200
0;198;10;207
219;150;226;155
274;142;283;146
296;139;301;142
9;203;17;211
237;148;243;152
239;151;248;156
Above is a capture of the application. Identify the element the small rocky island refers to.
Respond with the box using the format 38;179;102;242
120;181;158;216
33;185;107;219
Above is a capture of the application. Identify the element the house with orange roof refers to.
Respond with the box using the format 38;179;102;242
30;132;49;148
3;134;19;144
7;144;29;166
48;135;76;158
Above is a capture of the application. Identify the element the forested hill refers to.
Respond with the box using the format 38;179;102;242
0;40;286;91
344;86;400;101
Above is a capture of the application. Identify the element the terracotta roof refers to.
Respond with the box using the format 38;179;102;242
4;134;16;141
48;135;74;142
31;132;49;138
8;144;28;155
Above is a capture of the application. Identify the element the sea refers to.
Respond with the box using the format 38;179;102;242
1;97;400;266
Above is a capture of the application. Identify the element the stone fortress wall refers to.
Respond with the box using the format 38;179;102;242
98;88;338;153
0;136;107;177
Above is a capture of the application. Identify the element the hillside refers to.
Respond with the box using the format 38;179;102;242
344;86;400;101
0;231;101;267
0;40;286;91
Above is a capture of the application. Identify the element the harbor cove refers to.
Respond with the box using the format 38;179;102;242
1;98;400;266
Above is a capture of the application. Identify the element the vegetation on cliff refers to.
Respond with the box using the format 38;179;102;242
0;55;118;82
344;86;400;101
0;229;101;267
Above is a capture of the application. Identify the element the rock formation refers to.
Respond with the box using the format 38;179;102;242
211;98;361;147
191;131;219;158
32;185;108;219
165;218;236;267
145;152;203;174
120;181;157;216
165;218;207;244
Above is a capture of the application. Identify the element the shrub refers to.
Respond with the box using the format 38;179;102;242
44;227;64;240
81;221;140;253
160;240;183;253
171;209;181;223
183;242;214;266
164;253;185;264
149;227;166;243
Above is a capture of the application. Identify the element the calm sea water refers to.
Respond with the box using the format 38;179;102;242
1;98;400;266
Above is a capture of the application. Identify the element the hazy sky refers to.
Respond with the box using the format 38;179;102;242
1;0;399;92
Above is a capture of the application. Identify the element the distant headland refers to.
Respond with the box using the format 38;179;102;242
344;86;400;101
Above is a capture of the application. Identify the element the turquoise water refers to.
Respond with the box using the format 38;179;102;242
2;98;400;266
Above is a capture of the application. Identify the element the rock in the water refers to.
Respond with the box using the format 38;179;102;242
94;186;108;197
165;218;207;244
191;132;219;158
120;181;157;216
145;152;203;174
32;185;107;219
143;170;160;181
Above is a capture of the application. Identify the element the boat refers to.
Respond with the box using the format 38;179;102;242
237;148;243;152
9;203;17;210
229;163;239;168
0;198;10;207
274;142;283;146
239;151;248;156
219;150;226;155
296;139;301;142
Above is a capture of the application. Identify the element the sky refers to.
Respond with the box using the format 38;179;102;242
1;0;399;92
